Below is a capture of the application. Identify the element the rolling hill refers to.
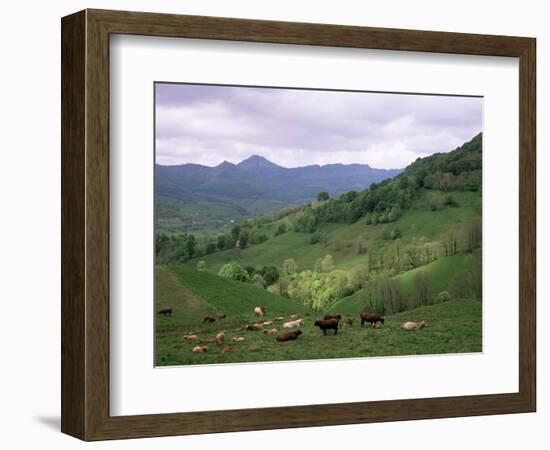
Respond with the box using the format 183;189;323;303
156;155;402;233
155;133;483;365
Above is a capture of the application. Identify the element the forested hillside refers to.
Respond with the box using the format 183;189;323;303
155;133;482;316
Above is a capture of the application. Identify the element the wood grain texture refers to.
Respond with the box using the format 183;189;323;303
61;10;86;439
60;9;537;441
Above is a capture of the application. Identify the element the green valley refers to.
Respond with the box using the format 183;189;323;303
155;133;483;366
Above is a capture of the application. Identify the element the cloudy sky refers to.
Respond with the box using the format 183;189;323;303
155;83;482;169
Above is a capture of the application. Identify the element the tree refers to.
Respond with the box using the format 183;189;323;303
449;271;469;299
185;234;196;259
412;272;432;307
390;228;402;240
282;258;298;277
261;265;279;286
320;254;334;272
274;222;287;236
317;191;330;201
230;224;241;242
239;230;249;249
218;262;249;282
388;204;402;222
467;250;482;300
196;260;207;271
251;273;266;289
356;235;367;254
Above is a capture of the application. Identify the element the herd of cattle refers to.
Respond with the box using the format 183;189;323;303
159;305;428;355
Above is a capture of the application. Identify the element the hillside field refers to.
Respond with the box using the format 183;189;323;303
185;190;481;274
155;264;481;366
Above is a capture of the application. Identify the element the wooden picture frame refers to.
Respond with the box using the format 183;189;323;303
61;9;536;441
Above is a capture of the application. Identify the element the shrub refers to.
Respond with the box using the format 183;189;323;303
218;262;249;282
436;291;452;303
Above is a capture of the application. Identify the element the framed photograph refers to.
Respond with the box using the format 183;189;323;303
61;9;536;441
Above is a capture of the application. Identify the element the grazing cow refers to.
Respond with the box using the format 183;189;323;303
218;314;226;320
202;315;216;323
289;314;299;320
314;319;339;336
346;317;353;326
192;345;208;353
276;330;303;342
400;320;428;331
360;311;385;327
262;321;273;326
263;328;278;334
274;316;285;321
245;324;263;331
283;319;303;329
254;306;266;318
215;330;225;345
221;345;236;353
323;313;342;321
231;336;245;342
183;334;199;342
158;307;172;317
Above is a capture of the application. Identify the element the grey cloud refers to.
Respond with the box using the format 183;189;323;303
155;83;482;169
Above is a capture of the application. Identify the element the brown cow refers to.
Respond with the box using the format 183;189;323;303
202;315;216;323
314;319;339;335
360;311;385;327
218;314;226;320
276;330;303;342
158;307;172;317
245;324;263;331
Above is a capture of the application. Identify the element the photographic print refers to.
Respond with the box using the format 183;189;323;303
154;83;483;367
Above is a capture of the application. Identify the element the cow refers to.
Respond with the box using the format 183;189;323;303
314;319;339;336
254;306;266;318
215;330;225;345
202;315;216;323
276;330;303;342
192;345;208;353
360;311;385;327
283;319;303;329
158;307;172;317
263;328;278;334
400;320;428;331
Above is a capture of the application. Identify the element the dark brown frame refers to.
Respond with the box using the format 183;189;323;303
61;9;536;441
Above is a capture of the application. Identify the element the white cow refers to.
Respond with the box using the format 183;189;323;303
400;320;428;331
283;319;304;329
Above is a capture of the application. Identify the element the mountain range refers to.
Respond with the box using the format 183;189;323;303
155;155;402;233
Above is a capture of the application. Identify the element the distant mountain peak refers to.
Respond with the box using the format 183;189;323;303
216;160;236;169
237;155;281;169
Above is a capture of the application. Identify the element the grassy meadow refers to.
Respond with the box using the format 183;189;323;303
155;133;483;366
156;264;482;366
